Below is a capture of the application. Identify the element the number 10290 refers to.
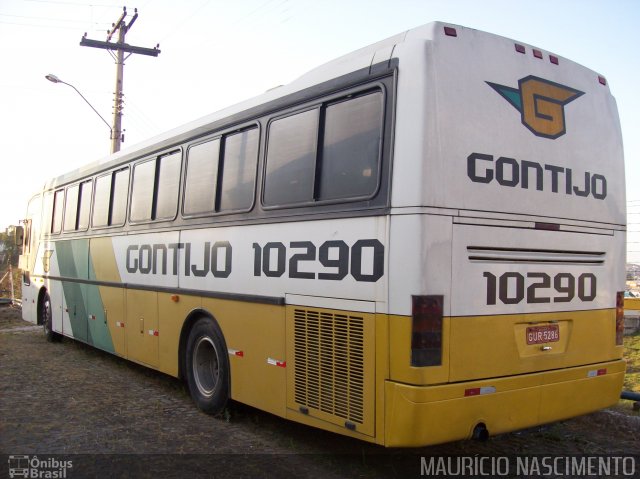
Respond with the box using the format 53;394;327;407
482;271;596;305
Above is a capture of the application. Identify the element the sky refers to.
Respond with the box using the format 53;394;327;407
1;0;639;259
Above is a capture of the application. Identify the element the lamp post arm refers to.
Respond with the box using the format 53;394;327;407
60;80;113;135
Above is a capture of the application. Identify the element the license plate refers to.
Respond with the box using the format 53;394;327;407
526;324;560;345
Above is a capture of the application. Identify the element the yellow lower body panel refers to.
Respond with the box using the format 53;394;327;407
384;359;625;447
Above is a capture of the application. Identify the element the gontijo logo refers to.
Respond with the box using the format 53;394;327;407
487;76;584;139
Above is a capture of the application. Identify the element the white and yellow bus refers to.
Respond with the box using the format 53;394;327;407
19;22;626;447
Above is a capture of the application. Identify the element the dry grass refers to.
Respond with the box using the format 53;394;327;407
623;333;640;392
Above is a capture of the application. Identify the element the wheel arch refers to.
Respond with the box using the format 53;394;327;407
36;286;48;325
178;308;228;382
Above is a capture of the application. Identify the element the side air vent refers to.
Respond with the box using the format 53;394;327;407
293;308;365;424
468;247;605;265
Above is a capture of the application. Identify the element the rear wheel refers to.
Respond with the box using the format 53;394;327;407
41;292;60;342
185;317;229;415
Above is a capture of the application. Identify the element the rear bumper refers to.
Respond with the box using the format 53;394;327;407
384;359;625;447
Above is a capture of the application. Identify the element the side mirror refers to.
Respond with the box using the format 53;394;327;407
14;225;24;246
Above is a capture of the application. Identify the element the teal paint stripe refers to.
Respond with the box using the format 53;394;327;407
87;244;114;353
55;239;114;352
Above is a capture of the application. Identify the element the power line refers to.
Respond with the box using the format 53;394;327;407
0;20;87;30
22;0;120;6
157;0;212;44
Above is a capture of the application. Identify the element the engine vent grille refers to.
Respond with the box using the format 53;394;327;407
293;308;365;424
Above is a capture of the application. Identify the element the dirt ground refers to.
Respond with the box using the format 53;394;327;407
1;304;639;478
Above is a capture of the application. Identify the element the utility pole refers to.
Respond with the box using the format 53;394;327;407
80;6;160;153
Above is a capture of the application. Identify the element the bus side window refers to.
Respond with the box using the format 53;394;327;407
263;89;384;208
42;191;54;235
63;184;79;232
93;174;111;227
77;180;93;230
111;168;129;226
51;189;64;234
263;109;319;206
93;168;129;228
155;151;181;220
317;92;383;201
183;126;259;216
184;138;221;216
131;151;181;223
130;159;156;222
219;127;259;212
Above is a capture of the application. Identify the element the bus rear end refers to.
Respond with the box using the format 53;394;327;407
386;23;625;446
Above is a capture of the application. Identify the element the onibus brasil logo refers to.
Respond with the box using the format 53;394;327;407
487;75;584;139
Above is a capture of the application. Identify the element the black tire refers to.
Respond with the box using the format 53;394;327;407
185;317;230;415
41;292;61;342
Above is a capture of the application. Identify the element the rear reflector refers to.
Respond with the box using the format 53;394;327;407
411;295;444;367
616;291;624;345
444;26;457;37
587;368;607;378
465;386;496;397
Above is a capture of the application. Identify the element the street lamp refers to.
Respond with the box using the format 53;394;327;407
45;74;118;153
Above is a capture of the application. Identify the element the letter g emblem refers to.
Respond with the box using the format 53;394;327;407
487;75;584;139
520;77;584;139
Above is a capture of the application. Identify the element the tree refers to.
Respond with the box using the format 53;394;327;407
0;227;20;267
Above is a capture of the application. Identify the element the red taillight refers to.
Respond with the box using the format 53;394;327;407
616;291;624;345
411;295;444;366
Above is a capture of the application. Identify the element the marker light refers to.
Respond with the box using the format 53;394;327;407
444;26;457;37
535;222;560;231
533;49;543;59
616;291;624;345
411;295;444;367
515;44;525;54
598;75;607;86
549;55;559;65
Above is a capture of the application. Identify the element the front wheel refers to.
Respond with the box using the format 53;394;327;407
41;292;60;342
185;317;230;415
